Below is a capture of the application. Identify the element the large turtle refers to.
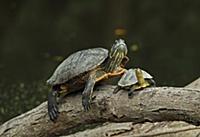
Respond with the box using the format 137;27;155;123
113;68;156;98
47;39;128;121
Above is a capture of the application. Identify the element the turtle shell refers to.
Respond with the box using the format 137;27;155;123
118;68;153;87
47;48;108;85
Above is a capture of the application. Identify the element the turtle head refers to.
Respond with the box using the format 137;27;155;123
135;68;145;85
106;39;127;72
110;39;127;58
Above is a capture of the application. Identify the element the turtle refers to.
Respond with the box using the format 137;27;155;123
47;39;129;121
113;68;156;98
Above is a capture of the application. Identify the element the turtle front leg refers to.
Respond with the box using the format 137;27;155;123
113;86;121;94
82;72;96;111
48;90;59;121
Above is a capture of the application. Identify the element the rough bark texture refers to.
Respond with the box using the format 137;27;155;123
0;85;200;137
66;78;200;137
62;122;200;137
186;77;200;89
73;77;200;137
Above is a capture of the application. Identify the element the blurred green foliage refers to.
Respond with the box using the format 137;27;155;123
0;81;49;124
0;0;200;123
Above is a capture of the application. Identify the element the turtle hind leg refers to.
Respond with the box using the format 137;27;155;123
127;89;132;98
150;79;156;87
128;85;140;99
128;90;139;99
48;90;59;121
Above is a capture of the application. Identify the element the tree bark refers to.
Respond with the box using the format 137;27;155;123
62;121;200;137
63;78;200;137
186;77;200;89
0;85;200;137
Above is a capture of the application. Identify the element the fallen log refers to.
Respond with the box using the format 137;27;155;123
0;86;200;137
65;78;200;137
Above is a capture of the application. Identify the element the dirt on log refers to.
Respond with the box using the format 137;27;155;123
0;85;200;137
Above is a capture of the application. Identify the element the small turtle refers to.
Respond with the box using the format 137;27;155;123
113;68;156;98
47;39;128;121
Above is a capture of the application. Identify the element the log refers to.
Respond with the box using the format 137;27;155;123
186;77;200;89
0;86;200;137
63;78;200;137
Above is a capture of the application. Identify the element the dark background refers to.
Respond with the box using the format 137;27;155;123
0;0;199;123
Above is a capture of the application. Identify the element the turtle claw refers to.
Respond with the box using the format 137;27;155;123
48;103;59;122
82;95;91;112
48;91;59;121
84;104;91;112
48;102;59;121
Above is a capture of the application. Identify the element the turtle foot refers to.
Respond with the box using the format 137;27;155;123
113;86;121;94
128;90;139;99
48;91;59;122
128;91;134;99
82;94;91;112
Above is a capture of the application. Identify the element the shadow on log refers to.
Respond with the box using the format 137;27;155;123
0;85;200;137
